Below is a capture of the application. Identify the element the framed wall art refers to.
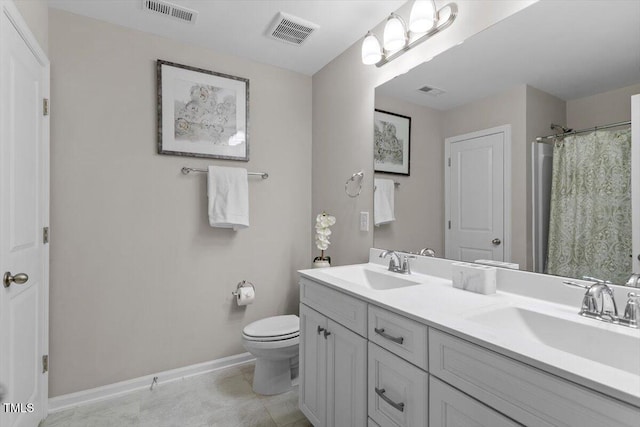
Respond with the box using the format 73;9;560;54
157;60;249;161
374;109;411;175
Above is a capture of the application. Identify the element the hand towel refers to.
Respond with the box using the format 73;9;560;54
207;166;249;230
374;178;395;226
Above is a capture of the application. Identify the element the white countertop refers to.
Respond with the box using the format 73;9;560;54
299;251;640;409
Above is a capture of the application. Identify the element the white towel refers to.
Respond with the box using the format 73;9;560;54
374;178;395;226
207;166;249;230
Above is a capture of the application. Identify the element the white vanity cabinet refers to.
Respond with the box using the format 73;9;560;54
299;273;640;427
299;279;368;427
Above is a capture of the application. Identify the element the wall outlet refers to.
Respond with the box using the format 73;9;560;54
360;211;369;231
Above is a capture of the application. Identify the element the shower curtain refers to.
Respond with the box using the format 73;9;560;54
546;128;632;284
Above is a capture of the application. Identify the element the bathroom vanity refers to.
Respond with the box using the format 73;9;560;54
298;249;640;427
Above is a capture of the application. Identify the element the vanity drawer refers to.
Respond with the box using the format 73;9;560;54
300;277;367;336
429;376;521;427
429;329;640;427
368;305;428;370
368;342;428;427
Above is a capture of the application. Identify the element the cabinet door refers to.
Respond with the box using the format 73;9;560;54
430;377;521;427
300;304;328;426
327;319;367;427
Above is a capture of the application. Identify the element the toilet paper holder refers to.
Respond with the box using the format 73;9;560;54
232;280;255;296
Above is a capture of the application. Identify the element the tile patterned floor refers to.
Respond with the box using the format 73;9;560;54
42;363;312;427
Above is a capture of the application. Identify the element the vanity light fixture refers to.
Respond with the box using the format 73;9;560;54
362;0;458;67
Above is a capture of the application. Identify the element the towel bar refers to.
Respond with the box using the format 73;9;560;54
181;167;268;179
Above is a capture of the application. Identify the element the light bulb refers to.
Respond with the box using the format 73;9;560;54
409;0;436;33
383;14;407;52
361;32;382;65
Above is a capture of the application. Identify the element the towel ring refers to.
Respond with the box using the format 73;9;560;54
345;170;364;198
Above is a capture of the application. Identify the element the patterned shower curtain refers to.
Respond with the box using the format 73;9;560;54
546;128;632;284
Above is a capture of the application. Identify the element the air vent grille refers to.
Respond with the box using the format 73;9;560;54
267;12;318;45
142;0;198;24
418;85;445;96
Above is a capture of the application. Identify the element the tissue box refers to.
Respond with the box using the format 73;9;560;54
451;262;497;295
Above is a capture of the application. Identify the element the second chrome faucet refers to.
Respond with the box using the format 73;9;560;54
379;250;416;275
564;278;639;328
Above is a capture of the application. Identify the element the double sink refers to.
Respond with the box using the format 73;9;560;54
318;263;640;378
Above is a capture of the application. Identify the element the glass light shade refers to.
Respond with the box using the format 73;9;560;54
409;0;436;33
383;14;407;52
361;32;382;65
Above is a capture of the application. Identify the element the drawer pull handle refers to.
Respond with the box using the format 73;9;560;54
375;387;405;412
323;330;331;339
374;328;404;345
317;326;325;335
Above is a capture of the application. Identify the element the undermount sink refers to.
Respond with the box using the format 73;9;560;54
466;306;640;375
321;264;424;290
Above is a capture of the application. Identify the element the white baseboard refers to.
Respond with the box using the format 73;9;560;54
48;352;255;414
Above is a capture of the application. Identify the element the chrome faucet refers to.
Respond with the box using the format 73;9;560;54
625;273;640;288
622;292;640;328
379;251;415;274
563;277;639;328
563;278;618;321
418;248;436;257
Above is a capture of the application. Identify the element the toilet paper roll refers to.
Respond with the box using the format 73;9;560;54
236;286;255;306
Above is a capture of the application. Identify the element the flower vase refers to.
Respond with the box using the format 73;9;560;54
313;256;331;269
313;259;330;269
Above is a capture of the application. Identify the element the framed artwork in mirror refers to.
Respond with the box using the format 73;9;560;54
157;60;249;161
374;109;411;175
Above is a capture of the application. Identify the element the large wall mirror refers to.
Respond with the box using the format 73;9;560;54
373;0;640;285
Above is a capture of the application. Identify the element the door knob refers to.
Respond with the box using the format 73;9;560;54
492;238;501;245
3;272;28;288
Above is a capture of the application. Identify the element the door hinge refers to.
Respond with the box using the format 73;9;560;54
43;227;49;244
448;220;451;229
43;98;49;116
42;355;48;373
448;157;451;167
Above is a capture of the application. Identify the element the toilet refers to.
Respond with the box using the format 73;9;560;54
242;314;299;395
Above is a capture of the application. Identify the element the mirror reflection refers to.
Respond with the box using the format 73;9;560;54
373;0;640;284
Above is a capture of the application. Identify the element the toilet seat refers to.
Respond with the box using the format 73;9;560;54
242;315;299;342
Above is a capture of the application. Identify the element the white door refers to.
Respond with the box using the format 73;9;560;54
445;126;510;262
0;4;49;427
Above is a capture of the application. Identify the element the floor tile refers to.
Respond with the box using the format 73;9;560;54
40;408;75;427
260;389;306;426
40;362;310;427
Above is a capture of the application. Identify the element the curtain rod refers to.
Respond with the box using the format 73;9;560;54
181;167;269;179
535;120;631;142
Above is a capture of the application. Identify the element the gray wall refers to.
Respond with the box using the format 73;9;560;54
311;1;536;267
49;9;312;396
567;83;640;129
374;96;444;254
14;0;48;54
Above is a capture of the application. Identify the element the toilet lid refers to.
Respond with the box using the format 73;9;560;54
243;315;299;338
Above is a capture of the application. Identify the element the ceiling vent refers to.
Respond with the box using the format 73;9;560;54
267;12;318;46
418;85;445;96
142;0;198;24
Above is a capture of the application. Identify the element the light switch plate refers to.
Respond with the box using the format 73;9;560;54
360;211;369;231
